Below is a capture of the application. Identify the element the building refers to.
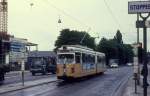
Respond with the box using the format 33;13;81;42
9;36;37;71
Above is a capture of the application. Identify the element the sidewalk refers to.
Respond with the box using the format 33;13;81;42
0;76;57;94
123;76;150;96
6;71;30;75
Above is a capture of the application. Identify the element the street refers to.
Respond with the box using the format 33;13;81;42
4;71;55;85
0;66;132;96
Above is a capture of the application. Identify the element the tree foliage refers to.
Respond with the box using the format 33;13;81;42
114;30;123;44
97;30;134;65
55;29;96;50
54;28;134;66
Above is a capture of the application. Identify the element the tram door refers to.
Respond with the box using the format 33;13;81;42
58;54;75;76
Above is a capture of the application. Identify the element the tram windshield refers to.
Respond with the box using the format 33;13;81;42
57;54;74;64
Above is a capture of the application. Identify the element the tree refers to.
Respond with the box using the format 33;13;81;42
114;30;123;44
97;30;134;65
54;29;96;50
97;38;118;65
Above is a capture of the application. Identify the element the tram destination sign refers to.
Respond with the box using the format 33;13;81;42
128;1;150;14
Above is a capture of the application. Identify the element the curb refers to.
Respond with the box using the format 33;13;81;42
0;79;58;95
111;73;132;96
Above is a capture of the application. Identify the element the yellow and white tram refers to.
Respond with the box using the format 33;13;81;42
56;45;106;80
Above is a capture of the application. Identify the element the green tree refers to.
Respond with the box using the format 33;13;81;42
55;29;96;50
97;38;118;65
97;30;134;65
114;30;123;44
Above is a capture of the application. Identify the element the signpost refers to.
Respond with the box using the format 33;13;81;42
21;60;25;86
132;44;139;93
128;1;150;96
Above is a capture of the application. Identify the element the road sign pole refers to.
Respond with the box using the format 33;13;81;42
140;14;150;96
137;14;140;43
21;60;25;86
128;1;150;96
143;23;148;96
143;22;147;96
137;13;140;85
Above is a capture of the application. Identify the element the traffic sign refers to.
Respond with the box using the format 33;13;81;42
128;1;150;14
136;20;145;28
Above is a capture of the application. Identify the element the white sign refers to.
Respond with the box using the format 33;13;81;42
128;1;150;14
133;57;138;73
145;20;150;28
21;60;25;71
133;57;138;66
134;65;138;73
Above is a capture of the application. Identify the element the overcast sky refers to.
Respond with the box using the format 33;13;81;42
8;0;150;51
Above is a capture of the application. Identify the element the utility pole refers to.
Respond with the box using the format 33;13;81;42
137;13;140;85
0;0;8;33
140;13;150;96
0;0;9;84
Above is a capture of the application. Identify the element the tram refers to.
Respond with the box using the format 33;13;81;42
56;45;106;80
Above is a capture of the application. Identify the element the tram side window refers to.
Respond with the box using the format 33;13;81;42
89;55;95;63
82;53;86;69
97;56;103;67
90;55;95;69
82;53;86;63
97;56;102;63
75;53;81;63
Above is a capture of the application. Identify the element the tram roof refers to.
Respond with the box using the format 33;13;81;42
58;45;93;52
58;45;105;55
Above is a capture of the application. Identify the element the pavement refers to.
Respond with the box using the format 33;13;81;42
6;71;30;75
123;67;150;96
0;76;57;95
4;70;55;85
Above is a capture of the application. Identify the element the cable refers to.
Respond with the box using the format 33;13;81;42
43;0;90;30
103;0;121;29
80;27;91;44
43;0;93;42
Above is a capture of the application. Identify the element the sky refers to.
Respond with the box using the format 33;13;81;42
8;0;150;51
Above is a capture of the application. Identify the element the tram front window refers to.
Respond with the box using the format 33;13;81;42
57;54;74;64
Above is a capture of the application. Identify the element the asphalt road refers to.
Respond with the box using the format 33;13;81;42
1;66;133;96
4;71;55;85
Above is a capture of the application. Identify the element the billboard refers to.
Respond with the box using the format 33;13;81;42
128;1;150;14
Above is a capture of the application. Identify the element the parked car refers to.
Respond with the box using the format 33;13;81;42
127;63;133;66
110;63;118;68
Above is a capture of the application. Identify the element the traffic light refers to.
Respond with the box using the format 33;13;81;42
138;43;143;63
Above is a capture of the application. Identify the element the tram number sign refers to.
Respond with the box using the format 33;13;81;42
128;1;150;14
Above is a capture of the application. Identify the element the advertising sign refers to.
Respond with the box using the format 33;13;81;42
128;1;150;14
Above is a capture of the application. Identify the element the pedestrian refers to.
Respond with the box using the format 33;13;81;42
141;67;149;86
0;66;4;85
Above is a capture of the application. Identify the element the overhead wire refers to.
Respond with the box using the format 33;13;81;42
43;0;93;43
43;0;90;30
25;0;100;42
103;0;122;31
